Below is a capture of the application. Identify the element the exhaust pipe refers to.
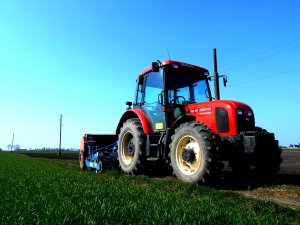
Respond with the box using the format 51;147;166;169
213;48;220;100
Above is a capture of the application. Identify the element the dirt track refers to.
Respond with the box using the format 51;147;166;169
279;150;300;175
216;150;300;189
22;152;79;160
217;150;300;208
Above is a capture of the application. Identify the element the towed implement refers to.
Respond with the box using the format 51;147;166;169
79;49;282;184
79;134;118;172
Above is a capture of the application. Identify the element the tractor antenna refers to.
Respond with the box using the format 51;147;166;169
166;49;171;60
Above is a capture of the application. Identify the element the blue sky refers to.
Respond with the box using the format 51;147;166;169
0;1;299;149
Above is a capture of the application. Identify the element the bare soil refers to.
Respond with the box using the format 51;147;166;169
217;150;300;209
22;152;79;160
21;149;300;208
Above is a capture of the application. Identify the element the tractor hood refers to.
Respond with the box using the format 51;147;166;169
185;100;253;113
184;100;255;136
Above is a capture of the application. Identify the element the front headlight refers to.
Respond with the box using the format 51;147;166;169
237;109;244;115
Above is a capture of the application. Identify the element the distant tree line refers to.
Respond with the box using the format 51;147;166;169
289;144;300;148
30;148;79;151
5;145;79;151
7;144;21;151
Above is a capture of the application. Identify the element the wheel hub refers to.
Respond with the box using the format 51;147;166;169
175;135;202;176
127;139;135;155
182;148;195;162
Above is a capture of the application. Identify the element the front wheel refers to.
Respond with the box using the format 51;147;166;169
118;119;146;174
169;122;222;184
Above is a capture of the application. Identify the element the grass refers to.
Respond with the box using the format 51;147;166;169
0;153;299;224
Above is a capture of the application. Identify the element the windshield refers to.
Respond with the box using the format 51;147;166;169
165;66;211;105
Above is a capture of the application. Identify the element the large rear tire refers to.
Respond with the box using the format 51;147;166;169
169;122;222;184
255;141;282;176
118;118;146;174
229;146;250;175
254;127;282;175
229;127;282;177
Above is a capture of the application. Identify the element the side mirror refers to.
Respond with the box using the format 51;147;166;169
152;62;159;72
158;92;164;105
222;75;228;87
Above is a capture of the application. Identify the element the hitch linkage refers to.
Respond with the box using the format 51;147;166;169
85;142;118;172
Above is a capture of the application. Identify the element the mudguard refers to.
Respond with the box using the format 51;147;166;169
116;109;153;135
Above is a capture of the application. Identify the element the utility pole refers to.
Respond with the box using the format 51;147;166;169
58;114;62;156
11;132;14;152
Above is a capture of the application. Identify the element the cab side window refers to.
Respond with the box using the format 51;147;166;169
135;77;145;104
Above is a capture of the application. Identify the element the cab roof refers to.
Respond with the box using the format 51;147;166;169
138;60;209;76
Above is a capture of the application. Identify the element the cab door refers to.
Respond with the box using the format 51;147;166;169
135;69;166;133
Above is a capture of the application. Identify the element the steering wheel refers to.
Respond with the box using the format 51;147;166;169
170;96;186;104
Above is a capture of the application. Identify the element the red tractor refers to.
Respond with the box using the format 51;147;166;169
80;50;282;184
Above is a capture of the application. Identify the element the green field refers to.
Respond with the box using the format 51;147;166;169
0;153;299;224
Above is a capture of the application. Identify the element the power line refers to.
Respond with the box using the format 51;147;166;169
223;45;300;72
222;37;300;69
229;67;300;87
217;38;300;88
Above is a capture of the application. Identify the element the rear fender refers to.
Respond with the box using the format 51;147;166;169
116;109;153;135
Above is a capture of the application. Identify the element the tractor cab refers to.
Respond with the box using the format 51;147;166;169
133;60;211;133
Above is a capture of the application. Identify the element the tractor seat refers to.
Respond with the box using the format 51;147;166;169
174;100;195;119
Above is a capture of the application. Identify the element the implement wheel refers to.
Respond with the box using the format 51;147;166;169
79;150;87;170
118;119;146;174
169;122;222;184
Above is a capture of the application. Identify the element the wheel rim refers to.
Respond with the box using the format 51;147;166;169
121;131;135;165
175;135;202;175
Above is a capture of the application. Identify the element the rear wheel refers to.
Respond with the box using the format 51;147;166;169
254;127;282;175
79;150;87;170
169;122;222;184
118;118;146;174
229;127;282;177
229;145;250;175
255;140;282;176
